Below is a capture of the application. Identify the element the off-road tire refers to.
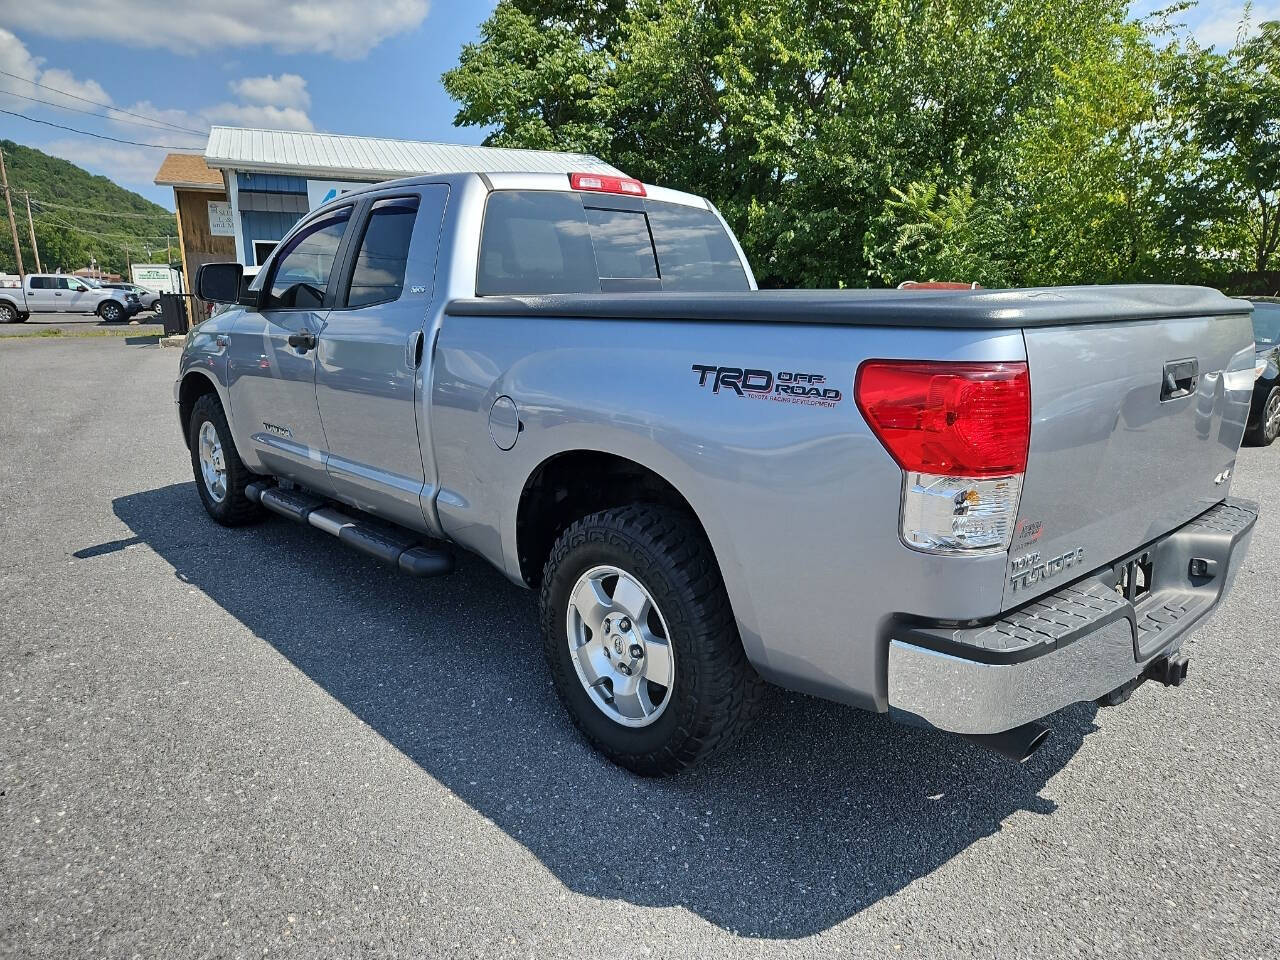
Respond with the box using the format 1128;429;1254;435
1247;387;1280;446
540;504;765;776
188;393;263;526
97;300;123;323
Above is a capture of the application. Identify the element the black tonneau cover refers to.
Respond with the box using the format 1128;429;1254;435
447;285;1250;329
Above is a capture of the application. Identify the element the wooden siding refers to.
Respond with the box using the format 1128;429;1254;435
174;187;236;291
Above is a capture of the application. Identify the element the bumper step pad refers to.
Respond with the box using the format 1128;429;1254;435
246;481;454;578
887;497;1258;735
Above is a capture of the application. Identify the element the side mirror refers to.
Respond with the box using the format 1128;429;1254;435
196;262;244;304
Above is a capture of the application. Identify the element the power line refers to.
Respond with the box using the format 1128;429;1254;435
38;212;175;243
0;85;211;137
0;108;204;150
27;195;176;220
0;68;208;136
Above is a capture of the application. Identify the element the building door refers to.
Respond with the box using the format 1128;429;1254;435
226;204;353;492
314;186;449;531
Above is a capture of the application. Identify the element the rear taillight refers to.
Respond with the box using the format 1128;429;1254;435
855;360;1030;554
569;172;646;196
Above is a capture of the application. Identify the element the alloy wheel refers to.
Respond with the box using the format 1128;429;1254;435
565;565;675;728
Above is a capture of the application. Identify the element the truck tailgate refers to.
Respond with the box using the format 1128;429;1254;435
1006;312;1256;609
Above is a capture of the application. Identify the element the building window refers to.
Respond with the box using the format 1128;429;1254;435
253;241;278;267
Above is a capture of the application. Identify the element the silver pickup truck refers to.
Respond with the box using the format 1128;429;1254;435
0;273;142;323
177;170;1259;774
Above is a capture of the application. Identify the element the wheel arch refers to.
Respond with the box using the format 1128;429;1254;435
514;450;720;591
177;368;222;448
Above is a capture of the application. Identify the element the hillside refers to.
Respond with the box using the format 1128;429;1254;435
0;140;177;277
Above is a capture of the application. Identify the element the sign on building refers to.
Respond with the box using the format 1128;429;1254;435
307;179;365;211
208;201;235;237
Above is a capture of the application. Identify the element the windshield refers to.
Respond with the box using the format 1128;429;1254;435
1253;303;1280;348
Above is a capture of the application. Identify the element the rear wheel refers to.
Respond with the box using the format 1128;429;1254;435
188;393;263;526
539;504;765;776
97;301;123;323
0;302;17;324
1249;388;1280;446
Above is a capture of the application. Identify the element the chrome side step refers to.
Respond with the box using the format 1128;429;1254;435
246;481;454;578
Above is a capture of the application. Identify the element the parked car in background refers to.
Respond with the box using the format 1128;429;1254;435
1246;297;1280;445
102;282;161;313
0;274;141;323
176;170;1258;774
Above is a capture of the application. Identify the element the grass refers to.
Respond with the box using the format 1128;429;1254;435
0;327;166;341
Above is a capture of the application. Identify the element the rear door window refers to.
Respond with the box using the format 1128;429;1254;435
345;196;420;308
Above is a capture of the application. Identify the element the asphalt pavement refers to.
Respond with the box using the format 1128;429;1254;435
1;337;1277;959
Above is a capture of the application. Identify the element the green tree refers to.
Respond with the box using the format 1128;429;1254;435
1180;20;1280;281
444;1;1263;289
0;140;175;278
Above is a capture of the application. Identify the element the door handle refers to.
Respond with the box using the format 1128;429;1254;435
406;330;424;368
1161;358;1198;401
287;331;317;352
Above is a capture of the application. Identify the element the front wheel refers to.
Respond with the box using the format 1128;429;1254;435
188;393;263;526
97;301;123;323
540;504;764;776
1248;387;1280;446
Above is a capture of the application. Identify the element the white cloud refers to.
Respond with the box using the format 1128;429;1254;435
0;0;430;60
229;74;310;110
2;29;318;202
1189;3;1280;49
2;29;316;156
41;138;174;193
202;102;314;132
0;28;116;114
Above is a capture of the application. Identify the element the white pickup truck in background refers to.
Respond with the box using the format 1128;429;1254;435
0;273;142;324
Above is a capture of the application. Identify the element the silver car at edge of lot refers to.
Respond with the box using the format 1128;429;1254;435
173;170;1258;775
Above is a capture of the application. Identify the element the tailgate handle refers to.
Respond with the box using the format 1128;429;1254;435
1161;358;1198;401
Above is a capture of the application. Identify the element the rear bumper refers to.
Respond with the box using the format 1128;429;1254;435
887;498;1258;735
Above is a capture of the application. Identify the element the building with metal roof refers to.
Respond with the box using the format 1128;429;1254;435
196;126;624;267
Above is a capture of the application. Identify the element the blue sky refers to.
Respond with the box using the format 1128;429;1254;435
0;0;1270;210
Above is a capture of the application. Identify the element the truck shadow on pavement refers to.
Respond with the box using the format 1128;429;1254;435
110;482;1094;940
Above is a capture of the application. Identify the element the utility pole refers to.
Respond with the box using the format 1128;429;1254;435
23;191;41;273
0;146;24;278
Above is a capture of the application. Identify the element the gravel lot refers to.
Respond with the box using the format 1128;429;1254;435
2;337;1277;960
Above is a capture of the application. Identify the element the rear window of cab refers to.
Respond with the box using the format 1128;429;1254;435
476;190;748;296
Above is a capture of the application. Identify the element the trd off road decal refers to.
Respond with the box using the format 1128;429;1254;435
691;365;843;408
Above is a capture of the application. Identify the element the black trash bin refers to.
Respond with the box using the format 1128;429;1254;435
159;294;188;336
